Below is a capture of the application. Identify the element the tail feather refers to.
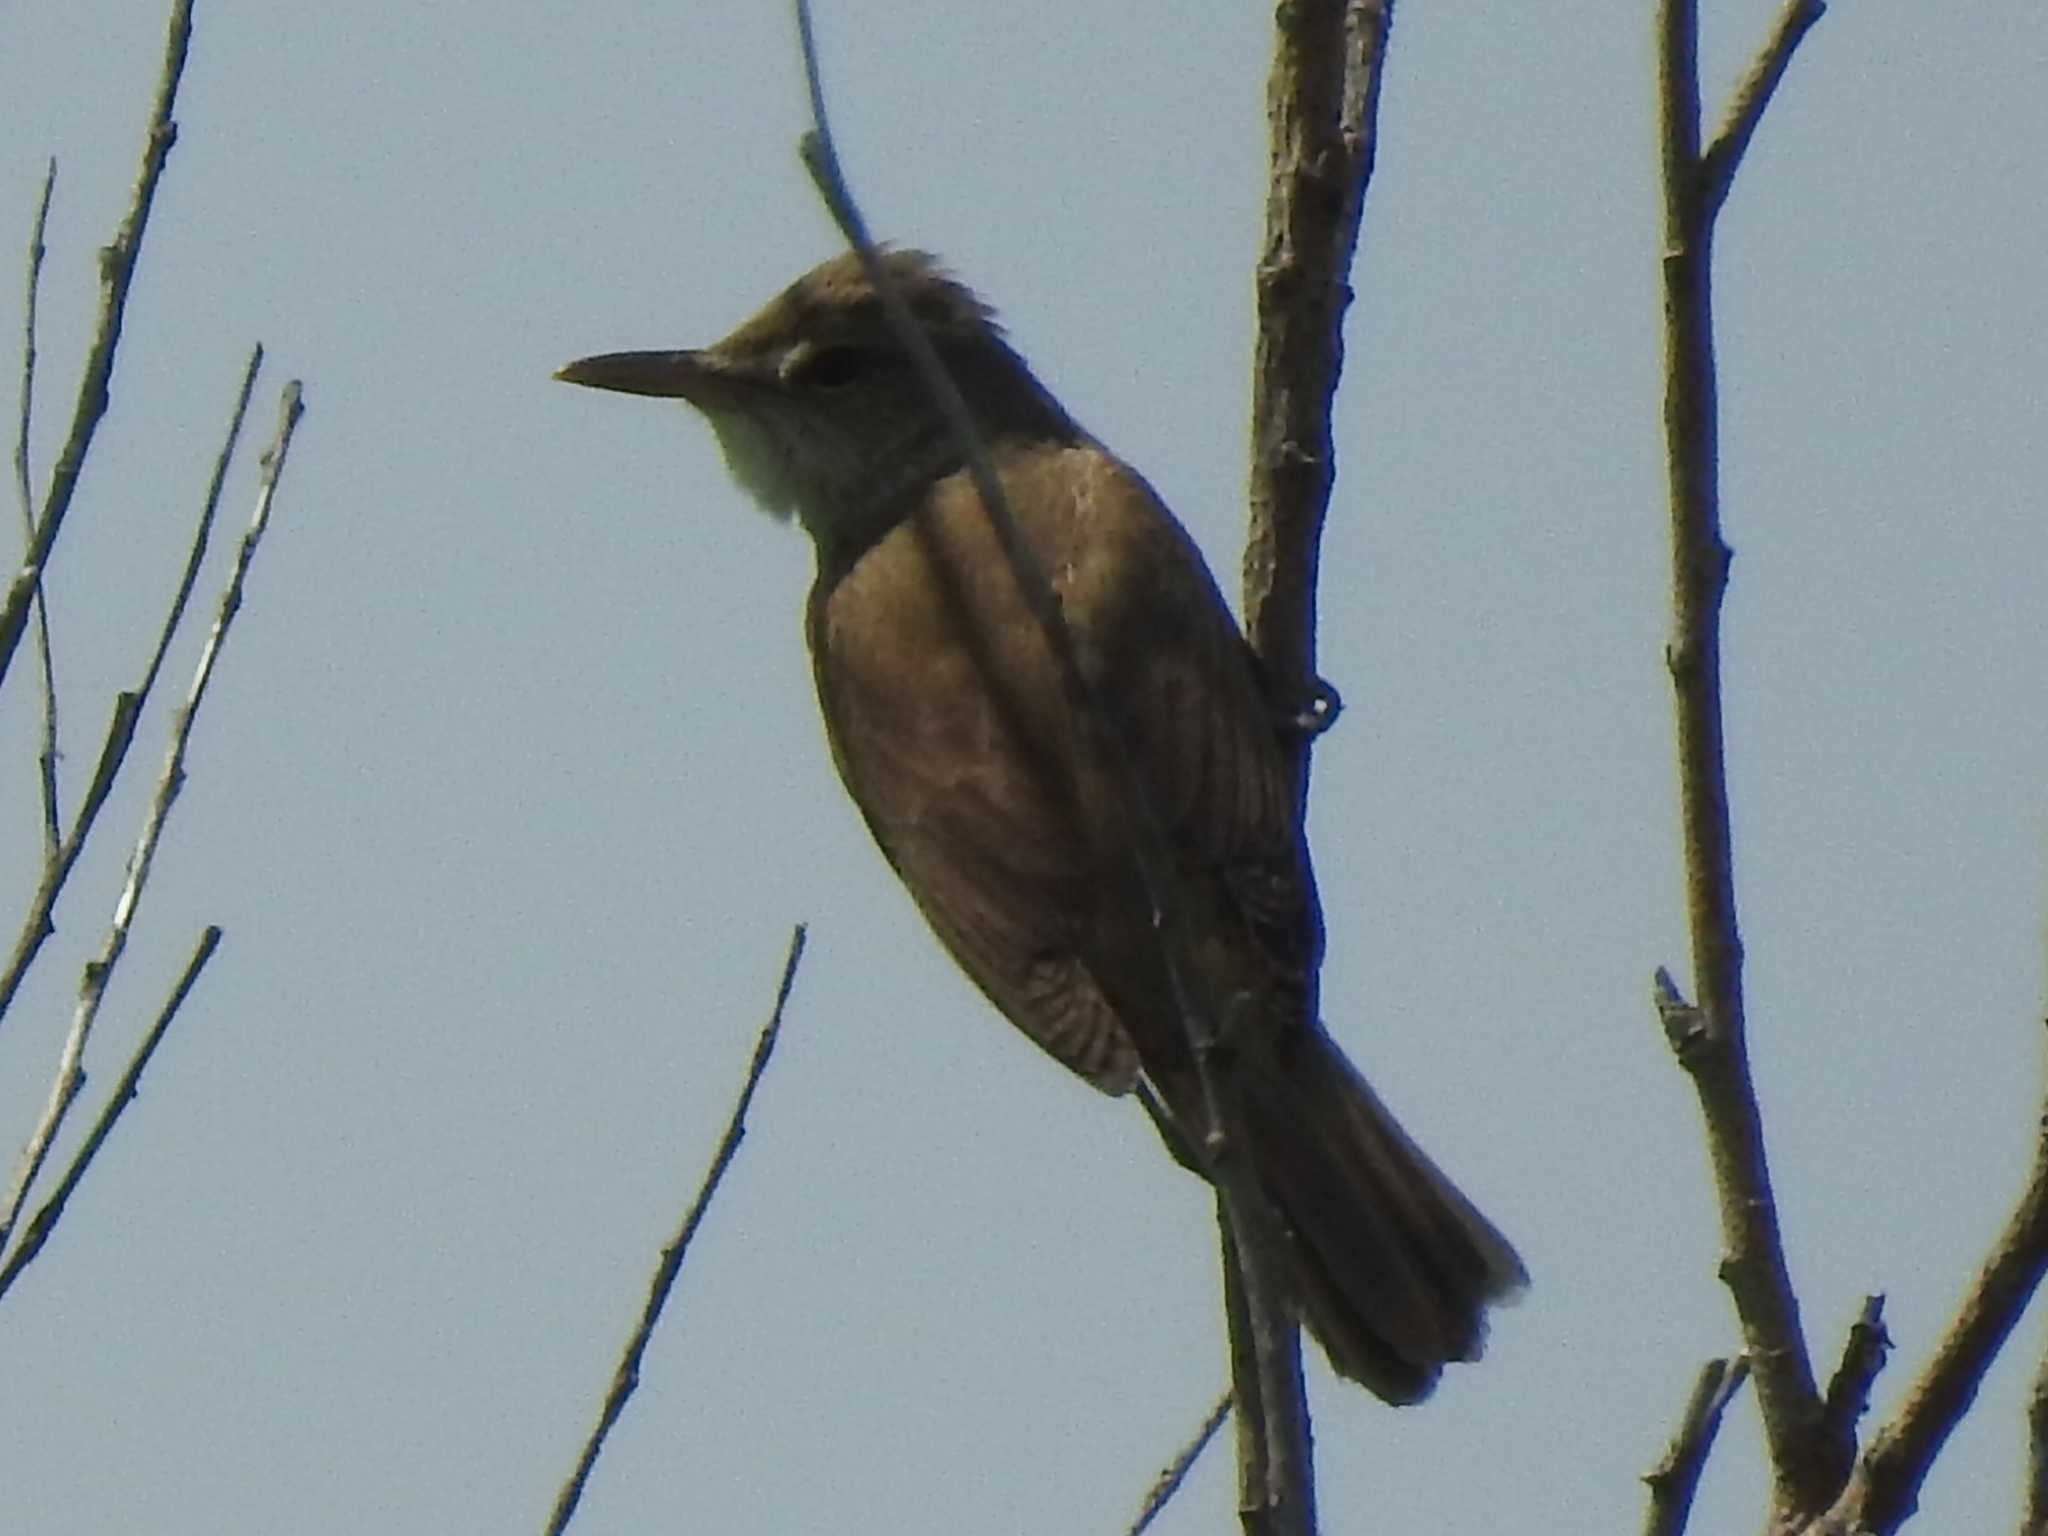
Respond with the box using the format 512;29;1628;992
1239;1023;1525;1403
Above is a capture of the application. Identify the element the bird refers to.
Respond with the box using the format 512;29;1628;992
557;248;1523;1402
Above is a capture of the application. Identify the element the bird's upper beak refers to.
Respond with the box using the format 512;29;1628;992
554;349;705;400
554;348;754;408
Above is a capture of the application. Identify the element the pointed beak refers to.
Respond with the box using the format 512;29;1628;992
565;346;794;421
554;348;735;405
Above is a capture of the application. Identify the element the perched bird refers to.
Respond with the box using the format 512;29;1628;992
557;249;1523;1401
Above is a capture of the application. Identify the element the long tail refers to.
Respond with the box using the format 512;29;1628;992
1237;1022;1526;1403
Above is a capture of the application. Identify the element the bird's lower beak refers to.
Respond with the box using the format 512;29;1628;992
554;349;717;401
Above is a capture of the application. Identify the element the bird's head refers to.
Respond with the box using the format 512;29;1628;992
557;248;1070;558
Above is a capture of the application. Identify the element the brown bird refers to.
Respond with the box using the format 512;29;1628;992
557;249;1523;1402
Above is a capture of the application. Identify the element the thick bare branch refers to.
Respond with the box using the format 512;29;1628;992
1220;1202;1314;1536
1654;0;1828;1516
1226;6;1395;1526
1243;0;1387;801
545;925;807;1536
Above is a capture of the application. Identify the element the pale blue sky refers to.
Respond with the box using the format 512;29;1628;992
1;2;2043;1532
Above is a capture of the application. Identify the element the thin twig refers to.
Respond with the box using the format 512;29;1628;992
1655;0;1827;1519
1128;1392;1233;1536
0;927;220;1298
0;0;194;693
544;924;807;1536
1642;1355;1750;1536
15;159;60;855
1809;1034;2048;1536
0;348;265;1037
0;379;302;1252
792;9;1317;1533
133;346;265;720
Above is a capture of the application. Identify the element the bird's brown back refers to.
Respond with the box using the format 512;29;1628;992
807;435;1323;1111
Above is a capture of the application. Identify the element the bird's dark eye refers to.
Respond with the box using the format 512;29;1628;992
793;344;867;390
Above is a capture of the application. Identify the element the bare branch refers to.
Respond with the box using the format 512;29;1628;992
1128;1392;1232;1536
545;924;807;1536
1642;1355;1750;1536
1700;0;1827;213
0;379;302;1251
1811;1033;2048;1536
0;0;195;693
1654;0;1828;1516
0;348;265;1036
15;159;60;856
1243;0;1387;798
1233;7;1392;1513
1220;1208;1314;1536
0;927;220;1298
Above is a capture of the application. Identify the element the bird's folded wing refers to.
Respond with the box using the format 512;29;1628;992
810;522;1141;1094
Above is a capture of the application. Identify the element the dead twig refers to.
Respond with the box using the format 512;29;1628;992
1642;1355;1750;1536
1128;1392;1233;1536
544;924;808;1536
0;346;263;1035
14;159;60;856
0;378;302;1253
0;927;221;1298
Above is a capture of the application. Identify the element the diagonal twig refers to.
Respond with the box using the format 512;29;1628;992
0;379;303;1253
0;347;265;1037
0;927;221;1298
544;924;807;1536
1128;1392;1233;1536
1642;1354;1750;1536
15;158;60;856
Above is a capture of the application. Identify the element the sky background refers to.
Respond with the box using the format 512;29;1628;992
1;1;2043;1532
